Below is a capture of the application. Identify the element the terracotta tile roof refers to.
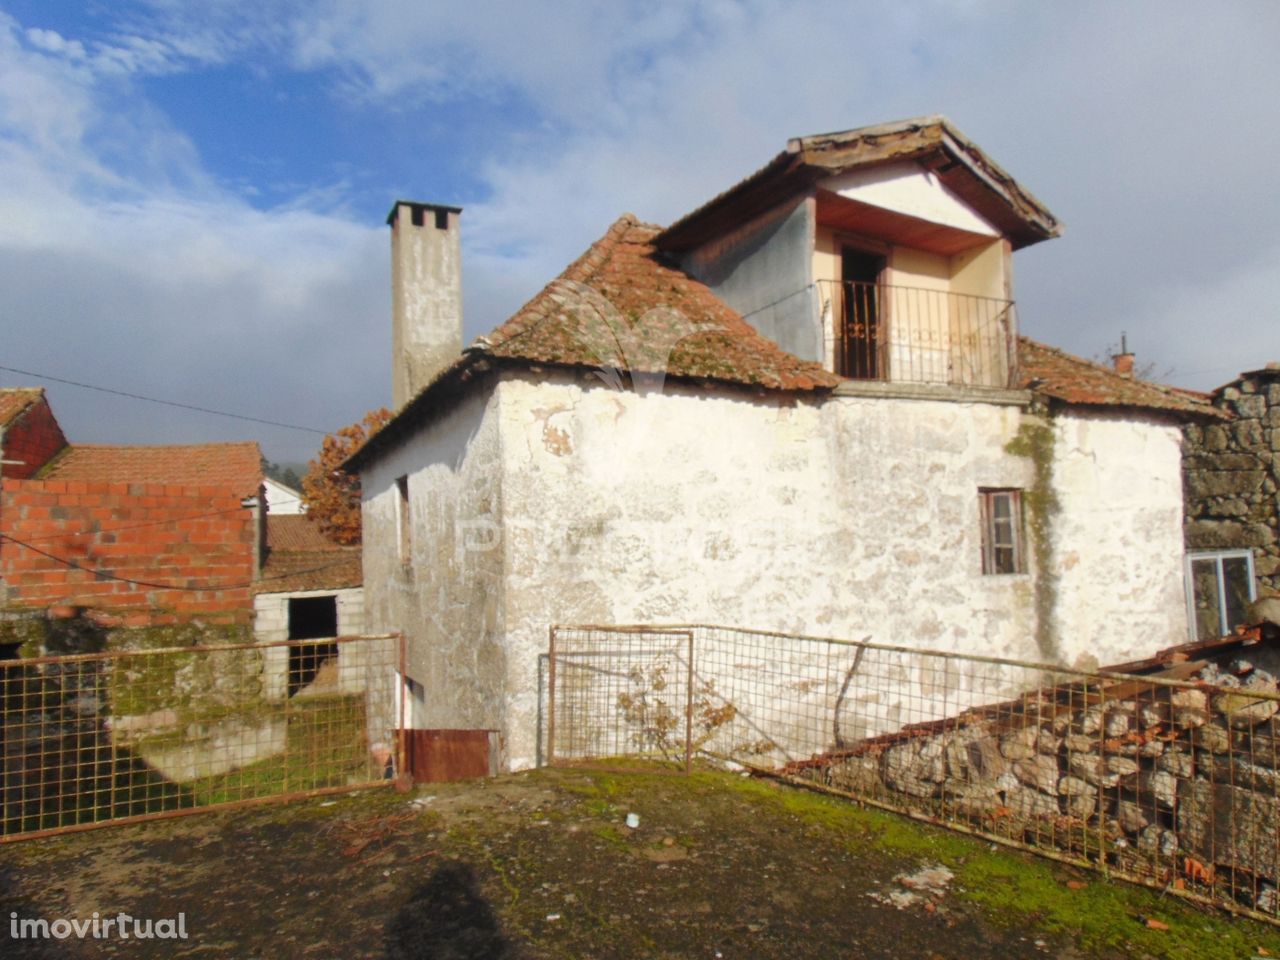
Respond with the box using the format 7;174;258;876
38;441;263;494
1018;338;1227;420
480;214;842;392
0;388;43;428
266;515;346;553
255;551;362;595
255;515;361;595
349;216;841;472
658;116;1061;254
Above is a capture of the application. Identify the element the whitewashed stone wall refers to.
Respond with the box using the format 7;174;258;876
1050;411;1188;668
361;386;507;743
361;371;1192;771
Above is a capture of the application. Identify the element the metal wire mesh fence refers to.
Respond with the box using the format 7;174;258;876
547;623;1280;923
1;633;404;841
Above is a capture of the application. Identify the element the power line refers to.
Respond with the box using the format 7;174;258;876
0;533;353;592
0;364;328;435
11;504;253;544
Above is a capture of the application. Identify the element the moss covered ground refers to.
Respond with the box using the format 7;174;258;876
2;764;1277;958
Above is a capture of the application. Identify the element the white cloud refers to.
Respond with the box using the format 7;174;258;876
1;0;1278;470
0;13;387;461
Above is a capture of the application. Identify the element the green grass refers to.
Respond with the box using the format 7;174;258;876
729;773;1280;960
186;694;376;806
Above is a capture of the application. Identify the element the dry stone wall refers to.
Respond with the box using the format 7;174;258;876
794;636;1280;916
1184;364;1280;592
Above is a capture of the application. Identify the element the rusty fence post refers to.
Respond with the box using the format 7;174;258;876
546;626;558;768
683;630;695;775
396;632;410;789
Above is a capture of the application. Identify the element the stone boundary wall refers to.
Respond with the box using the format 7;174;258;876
791;643;1280;917
1184;364;1280;593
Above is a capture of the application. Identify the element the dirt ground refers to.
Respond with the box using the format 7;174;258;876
2;765;1278;959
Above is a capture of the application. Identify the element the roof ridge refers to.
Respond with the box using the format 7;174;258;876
482;214;653;355
64;440;260;451
1018;335;1199;402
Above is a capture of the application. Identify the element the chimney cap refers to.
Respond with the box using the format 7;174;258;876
386;200;464;226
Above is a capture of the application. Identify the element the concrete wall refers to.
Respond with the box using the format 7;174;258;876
361;384;506;736
681;197;821;363
252;587;365;644
253;586;365;700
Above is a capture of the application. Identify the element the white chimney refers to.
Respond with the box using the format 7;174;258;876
388;201;464;409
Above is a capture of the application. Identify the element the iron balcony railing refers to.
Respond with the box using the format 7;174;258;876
817;280;1018;389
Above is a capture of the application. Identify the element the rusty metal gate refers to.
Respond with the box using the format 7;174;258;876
1;632;405;842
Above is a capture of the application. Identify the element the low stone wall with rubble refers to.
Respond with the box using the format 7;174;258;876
794;656;1280;916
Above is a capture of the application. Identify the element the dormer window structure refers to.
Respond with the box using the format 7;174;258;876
657;116;1061;393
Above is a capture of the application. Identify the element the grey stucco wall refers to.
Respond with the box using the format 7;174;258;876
679;196;821;363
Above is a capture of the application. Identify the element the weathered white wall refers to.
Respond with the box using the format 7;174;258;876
390;203;464;410
361;385;507;740
495;373;1048;768
1048;410;1189;667
360;372;1191;771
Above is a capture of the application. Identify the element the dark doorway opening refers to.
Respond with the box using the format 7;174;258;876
840;247;886;379
287;596;339;696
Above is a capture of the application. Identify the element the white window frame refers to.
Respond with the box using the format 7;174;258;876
979;488;1025;575
1184;549;1256;640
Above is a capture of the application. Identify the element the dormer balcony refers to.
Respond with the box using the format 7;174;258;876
816;279;1017;389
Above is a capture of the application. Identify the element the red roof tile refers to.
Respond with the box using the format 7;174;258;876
0;388;43;428
266;515;346;553
256;515;361;594
480;215;841;392
39;441;263;494
1018;338;1226;420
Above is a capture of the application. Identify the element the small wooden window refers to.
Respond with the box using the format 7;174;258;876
980;489;1024;575
396;475;411;564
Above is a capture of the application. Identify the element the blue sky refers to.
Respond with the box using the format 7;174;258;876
1;1;1278;463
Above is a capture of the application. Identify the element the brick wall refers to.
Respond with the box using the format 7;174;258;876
0;478;256;624
1184;366;1280;593
1;396;67;479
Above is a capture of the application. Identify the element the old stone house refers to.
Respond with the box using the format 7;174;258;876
1183;363;1280;638
348;116;1221;771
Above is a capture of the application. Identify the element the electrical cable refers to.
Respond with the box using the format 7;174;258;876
0;533;354;592
0;364;327;434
